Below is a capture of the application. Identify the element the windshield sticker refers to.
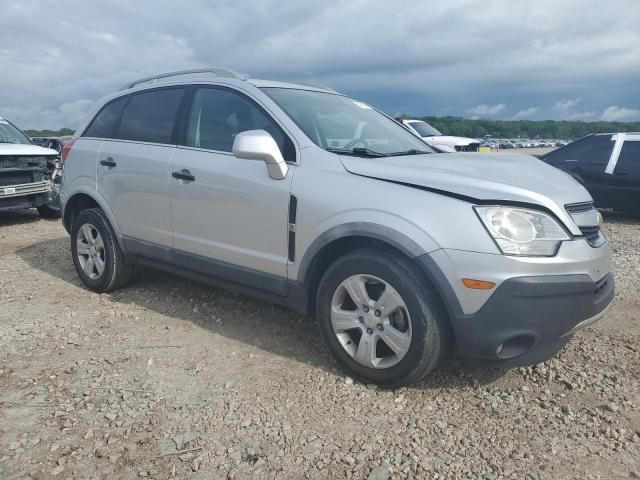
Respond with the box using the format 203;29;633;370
352;101;372;109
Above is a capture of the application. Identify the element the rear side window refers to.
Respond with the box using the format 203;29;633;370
83;97;127;139
545;135;613;166
615;141;640;175
117;88;185;144
186;87;295;162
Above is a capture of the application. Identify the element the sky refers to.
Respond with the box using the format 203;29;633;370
1;0;639;130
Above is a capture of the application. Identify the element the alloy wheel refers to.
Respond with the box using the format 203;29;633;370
330;274;412;369
76;223;106;280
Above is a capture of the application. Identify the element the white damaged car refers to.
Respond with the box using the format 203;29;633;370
399;118;481;152
0;116;61;217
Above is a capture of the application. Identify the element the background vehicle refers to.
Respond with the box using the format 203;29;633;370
398;118;481;151
61;68;613;386
0;116;62;217
542;133;640;213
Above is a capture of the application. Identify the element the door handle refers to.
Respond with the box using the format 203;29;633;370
172;169;196;182
100;157;117;167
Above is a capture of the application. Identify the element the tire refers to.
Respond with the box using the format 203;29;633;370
37;204;61;219
70;208;132;292
316;248;450;387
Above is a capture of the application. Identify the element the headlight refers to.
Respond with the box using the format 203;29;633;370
475;206;570;256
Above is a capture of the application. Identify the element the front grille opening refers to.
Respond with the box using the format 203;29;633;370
566;202;595;214
579;226;605;247
0;171;34;187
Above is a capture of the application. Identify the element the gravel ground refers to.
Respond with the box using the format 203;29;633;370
0;210;638;480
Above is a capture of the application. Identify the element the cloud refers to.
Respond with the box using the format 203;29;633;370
553;99;582;113
466;104;506;117
513;107;540;119
550;98;598;120
1;0;639;128
601;106;640;122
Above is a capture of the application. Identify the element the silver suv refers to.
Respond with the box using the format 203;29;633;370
60;68;614;386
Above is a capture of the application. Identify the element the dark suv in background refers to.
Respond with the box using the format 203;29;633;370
542;133;640;213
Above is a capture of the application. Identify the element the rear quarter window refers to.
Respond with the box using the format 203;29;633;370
117;88;186;144
83;97;128;139
545;135;613;166
615;141;640;175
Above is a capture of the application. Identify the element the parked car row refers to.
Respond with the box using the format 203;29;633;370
480;138;570;149
56;68;614;386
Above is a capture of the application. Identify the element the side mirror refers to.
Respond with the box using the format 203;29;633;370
232;130;288;180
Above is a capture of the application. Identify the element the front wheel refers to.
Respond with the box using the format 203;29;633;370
316;248;450;387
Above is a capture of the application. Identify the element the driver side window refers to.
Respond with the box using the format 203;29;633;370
186;87;295;162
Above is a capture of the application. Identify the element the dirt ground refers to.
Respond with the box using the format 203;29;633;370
0;210;638;480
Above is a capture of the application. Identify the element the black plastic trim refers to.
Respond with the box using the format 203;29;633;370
122;235;287;296
297;222;427;285
451;273;614;364
288;194;297;224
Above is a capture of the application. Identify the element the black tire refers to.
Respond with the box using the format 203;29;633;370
37;204;61;219
316;248;450;387
70;208;132;293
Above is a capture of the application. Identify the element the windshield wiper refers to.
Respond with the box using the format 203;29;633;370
387;149;432;156
326;147;387;158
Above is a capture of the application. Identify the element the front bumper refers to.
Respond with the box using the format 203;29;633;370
451;273;614;366
0;180;52;211
417;240;614;367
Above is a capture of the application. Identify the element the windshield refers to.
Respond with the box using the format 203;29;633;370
0;118;32;144
261;88;434;156
407;120;442;137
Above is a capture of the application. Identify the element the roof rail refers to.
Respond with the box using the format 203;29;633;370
119;68;247;90
290;81;337;93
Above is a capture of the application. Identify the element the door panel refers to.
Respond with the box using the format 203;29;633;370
168;86;296;291
611;139;640;211
169;147;293;286
97;140;174;247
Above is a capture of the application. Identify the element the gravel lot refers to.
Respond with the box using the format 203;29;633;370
0;211;638;480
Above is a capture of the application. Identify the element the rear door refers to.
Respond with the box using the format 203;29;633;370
168;86;296;293
97;87;186;254
544;135;613;207
610;138;640;211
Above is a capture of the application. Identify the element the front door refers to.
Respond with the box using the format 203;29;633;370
169;86;297;294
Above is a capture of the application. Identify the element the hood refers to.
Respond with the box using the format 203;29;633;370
340;152;592;235
424;135;480;146
0;143;59;156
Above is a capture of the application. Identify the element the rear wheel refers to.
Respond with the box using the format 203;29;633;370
71;208;132;292
316;248;449;387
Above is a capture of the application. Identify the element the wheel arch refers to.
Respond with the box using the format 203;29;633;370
296;223;458;320
62;190;125;251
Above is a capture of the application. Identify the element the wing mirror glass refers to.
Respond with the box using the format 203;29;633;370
232;130;288;180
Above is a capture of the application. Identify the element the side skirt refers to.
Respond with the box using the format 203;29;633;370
125;253;309;316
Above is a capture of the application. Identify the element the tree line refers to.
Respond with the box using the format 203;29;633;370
24;128;74;137
410;117;640;139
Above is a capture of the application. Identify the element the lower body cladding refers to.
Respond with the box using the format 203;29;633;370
420;240;614;367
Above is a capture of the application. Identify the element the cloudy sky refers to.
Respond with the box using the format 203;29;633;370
2;0;639;130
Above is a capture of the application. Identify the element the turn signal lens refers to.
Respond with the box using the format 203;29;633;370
462;278;496;290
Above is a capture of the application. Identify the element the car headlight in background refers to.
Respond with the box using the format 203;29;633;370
475;206;570;256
